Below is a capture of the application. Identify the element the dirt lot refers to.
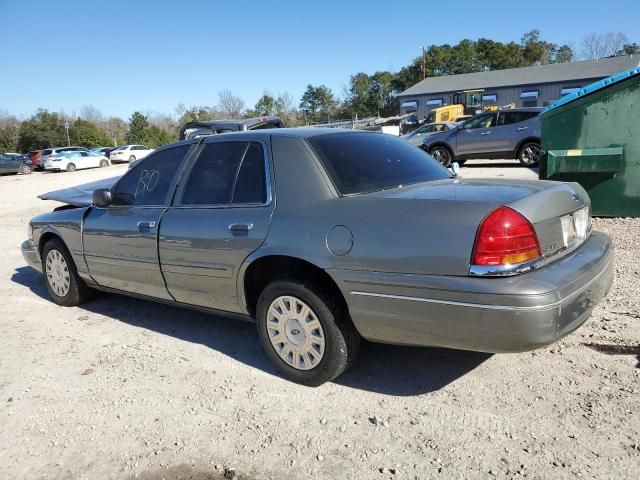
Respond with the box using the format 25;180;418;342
1;163;638;480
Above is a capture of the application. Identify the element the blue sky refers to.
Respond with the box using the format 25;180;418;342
1;0;638;119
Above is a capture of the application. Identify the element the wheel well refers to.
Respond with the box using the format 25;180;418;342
38;232;63;257
515;137;540;156
427;142;453;156
243;255;347;318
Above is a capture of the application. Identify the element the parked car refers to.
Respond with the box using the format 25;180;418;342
26;150;43;170
402;122;457;147
43;150;110;172
0;153;32;175
179;116;285;140
422;108;543;167
23;130;613;385
40;146;90;165
109;145;154;163
89;147;112;157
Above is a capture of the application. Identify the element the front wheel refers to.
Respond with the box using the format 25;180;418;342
429;146;453;167
20;164;32;174
256;278;360;386
66;163;76;172
518;142;540;167
42;238;95;306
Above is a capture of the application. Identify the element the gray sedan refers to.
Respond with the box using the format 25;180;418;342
21;129;613;385
401;121;457;146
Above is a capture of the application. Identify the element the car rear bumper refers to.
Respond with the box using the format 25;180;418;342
331;231;614;353
21;239;42;272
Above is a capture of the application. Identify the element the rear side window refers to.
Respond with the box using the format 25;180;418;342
181;141;267;205
42;149;52;155
308;132;451;195
497;111;539;126
112;145;190;206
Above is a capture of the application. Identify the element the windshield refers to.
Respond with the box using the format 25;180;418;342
308;132;451;195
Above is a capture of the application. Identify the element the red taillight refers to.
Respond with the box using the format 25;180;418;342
472;206;541;266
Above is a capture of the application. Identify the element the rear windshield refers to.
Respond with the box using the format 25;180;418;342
42;149;52;155
308;132;451;195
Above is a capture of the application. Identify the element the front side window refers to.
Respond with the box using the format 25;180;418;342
308;132;450;195
112;145;190;206
181;141;267;205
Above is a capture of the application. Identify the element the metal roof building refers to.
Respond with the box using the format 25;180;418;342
398;55;640;119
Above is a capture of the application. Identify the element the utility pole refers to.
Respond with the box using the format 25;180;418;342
64;121;70;146
422;46;426;80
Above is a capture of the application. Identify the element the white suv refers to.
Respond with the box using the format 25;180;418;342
40;146;89;165
109;145;154;163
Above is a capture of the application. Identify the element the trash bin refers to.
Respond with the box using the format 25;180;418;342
539;64;640;217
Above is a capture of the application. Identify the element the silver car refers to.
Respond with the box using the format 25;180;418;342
401;122;457;147
423;108;543;167
22;129;613;385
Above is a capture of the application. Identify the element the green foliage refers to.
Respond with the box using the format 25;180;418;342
127;111;150;144
344;71;398;118
255;94;276;116
144;125;176;148
299;84;338;123
68;119;111;147
0;114;20;152
17;110;67;152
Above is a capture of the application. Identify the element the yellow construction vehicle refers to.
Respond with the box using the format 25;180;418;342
426;89;515;123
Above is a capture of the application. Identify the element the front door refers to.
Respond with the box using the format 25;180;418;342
456;113;497;158
159;139;274;313
83;143;193;299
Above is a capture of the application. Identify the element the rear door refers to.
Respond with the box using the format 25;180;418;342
159;138;274;313
83;144;194;299
492;111;539;154
456;113;497;157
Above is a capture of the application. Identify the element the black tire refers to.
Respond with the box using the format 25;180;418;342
256;278;360;386
66;163;76;172
517;141;540;167
429;145;453;167
42;238;95;307
128;155;136;163
99;159;109;167
20;164;32;174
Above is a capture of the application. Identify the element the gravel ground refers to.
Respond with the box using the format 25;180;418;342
0;165;638;480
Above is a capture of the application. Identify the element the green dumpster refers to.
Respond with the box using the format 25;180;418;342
539;64;640;217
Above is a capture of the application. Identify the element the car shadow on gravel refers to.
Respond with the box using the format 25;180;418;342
13;265;490;396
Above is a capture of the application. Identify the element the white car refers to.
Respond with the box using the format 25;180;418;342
43;151;110;172
109;145;154;163
40;146;89;165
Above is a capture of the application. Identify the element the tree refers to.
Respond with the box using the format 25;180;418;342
217;90;245;118
17;110;66;151
144;125;175;148
255;92;277;116
68;119;111;147
619;43;640;55
581;32;630;59
127;111;150;144
299;85;338;124
103;117;128;146
78;105;104;124
0;111;20;152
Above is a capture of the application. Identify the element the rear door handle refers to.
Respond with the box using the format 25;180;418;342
228;223;254;233
481;131;491;135
137;221;156;231
517;126;528;131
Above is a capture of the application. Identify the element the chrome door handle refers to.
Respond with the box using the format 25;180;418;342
481;131;491;135
137;221;156;230
228;223;254;233
517;126;528;131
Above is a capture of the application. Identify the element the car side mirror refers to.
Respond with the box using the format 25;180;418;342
449;162;460;176
93;187;112;207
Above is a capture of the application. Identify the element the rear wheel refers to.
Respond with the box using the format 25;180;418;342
99;159;109;167
518;142;540;167
20;164;32;174
42;238;94;307
128;155;136;162
256;278;360;386
429;145;453;167
66;163;76;172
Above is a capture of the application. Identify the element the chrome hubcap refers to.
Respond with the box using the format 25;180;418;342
46;249;70;297
266;296;325;371
432;149;447;164
523;145;540;164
